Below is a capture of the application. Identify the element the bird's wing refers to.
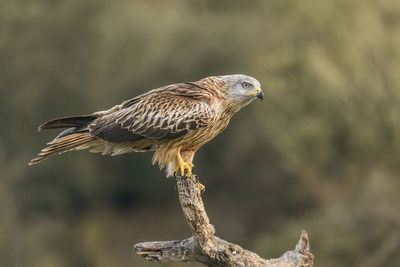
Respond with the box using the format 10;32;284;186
88;83;215;143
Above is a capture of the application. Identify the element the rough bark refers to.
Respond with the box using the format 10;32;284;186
134;174;314;266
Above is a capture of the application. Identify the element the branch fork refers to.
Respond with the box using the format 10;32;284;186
134;174;314;266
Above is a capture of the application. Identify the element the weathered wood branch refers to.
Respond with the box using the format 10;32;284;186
134;174;314;266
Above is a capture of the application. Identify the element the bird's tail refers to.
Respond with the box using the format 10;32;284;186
38;115;98;131
29;115;98;165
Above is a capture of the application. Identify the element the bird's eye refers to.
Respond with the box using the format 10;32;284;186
242;82;251;89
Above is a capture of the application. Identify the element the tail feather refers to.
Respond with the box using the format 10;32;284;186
38;115;98;131
29;133;95;165
30;114;100;165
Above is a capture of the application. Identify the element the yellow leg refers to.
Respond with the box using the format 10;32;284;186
175;152;194;177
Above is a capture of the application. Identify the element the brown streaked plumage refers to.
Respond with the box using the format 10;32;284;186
29;74;263;177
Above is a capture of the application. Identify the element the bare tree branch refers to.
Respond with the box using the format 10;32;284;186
134;174;314;266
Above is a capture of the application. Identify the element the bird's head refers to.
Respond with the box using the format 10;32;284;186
219;74;263;109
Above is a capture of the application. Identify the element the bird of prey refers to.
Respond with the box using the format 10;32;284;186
29;74;263;180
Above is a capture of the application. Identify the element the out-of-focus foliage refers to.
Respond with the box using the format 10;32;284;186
1;0;400;266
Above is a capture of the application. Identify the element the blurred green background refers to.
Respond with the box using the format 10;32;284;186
2;0;400;266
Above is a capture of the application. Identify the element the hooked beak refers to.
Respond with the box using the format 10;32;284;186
256;87;264;101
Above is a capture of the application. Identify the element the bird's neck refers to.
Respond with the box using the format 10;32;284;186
223;97;253;116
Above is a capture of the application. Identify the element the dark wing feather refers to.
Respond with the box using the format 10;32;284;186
88;83;214;143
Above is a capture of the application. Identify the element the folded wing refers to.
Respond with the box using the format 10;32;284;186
88;83;215;143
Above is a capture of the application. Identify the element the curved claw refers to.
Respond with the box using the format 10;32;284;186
198;183;205;193
194;175;205;193
175;153;194;177
175;162;193;177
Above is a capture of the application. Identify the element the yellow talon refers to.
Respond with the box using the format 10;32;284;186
198;183;205;192
175;152;194;177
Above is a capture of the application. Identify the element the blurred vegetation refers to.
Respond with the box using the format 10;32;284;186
1;0;400;266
